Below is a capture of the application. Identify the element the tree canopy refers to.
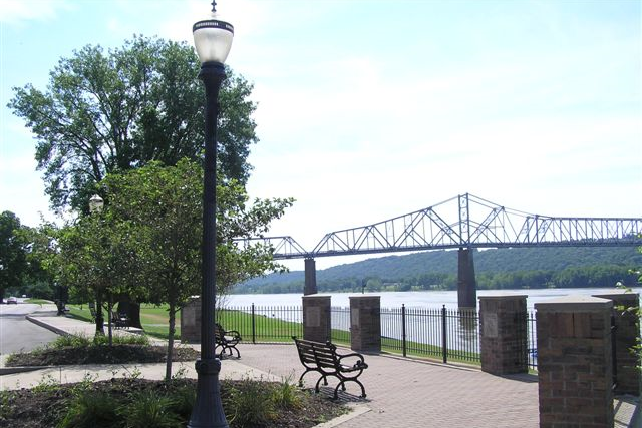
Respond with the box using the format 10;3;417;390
56;159;292;377
8;35;258;214
0;211;27;301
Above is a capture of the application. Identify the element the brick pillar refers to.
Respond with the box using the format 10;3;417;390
479;294;528;375
593;290;641;396
349;296;381;353
536;296;614;428
181;297;201;343
302;295;331;343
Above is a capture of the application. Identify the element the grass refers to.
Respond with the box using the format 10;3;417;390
66;303;482;365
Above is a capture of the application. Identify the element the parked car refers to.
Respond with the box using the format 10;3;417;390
7;297;18;304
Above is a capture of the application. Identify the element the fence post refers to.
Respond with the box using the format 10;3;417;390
251;303;256;344
402;304;407;357
441;305;447;364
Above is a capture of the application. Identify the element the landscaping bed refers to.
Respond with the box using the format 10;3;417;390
0;377;346;428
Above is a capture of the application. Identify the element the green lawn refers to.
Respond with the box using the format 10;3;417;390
66;304;482;365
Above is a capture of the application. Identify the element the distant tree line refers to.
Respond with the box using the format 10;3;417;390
234;246;641;294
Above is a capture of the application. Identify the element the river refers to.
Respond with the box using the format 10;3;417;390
226;287;642;310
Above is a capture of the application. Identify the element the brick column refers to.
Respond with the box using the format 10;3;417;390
302;295;331;343
536;296;613;428
181;297;201;344
479;294;528;375
593;290;641;396
349;296;381;353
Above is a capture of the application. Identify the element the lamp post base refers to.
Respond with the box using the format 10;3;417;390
187;358;228;428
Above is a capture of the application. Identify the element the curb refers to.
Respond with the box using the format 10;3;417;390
0;365;54;376
25;315;70;337
313;404;371;427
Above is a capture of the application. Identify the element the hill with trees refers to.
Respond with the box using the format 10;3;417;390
234;246;642;294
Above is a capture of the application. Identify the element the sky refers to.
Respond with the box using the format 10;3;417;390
1;0;640;271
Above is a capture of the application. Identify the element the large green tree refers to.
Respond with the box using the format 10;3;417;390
8;35;257;213
0;211;27;302
100;159;292;379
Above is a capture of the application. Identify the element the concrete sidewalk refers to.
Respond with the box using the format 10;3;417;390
2;309;639;427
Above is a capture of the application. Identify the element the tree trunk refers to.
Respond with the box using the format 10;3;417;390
117;299;142;329
166;304;176;380
107;298;113;346
95;295;105;336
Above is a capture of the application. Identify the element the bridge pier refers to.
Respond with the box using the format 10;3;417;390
304;258;318;295
457;248;476;308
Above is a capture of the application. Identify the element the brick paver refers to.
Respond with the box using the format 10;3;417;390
236;344;540;428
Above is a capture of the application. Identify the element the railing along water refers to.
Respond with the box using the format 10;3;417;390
216;303;543;366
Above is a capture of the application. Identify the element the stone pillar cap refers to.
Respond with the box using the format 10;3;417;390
592;289;639;299
535;295;613;312
302;294;331;299
349;295;381;300
478;293;528;300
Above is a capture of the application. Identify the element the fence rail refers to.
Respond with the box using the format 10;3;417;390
216;304;540;369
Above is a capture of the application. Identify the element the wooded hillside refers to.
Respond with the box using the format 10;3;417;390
234;246;641;294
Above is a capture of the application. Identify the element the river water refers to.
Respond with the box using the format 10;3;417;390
227;287;642;310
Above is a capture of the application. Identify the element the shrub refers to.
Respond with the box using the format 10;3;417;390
226;377;277;426
58;391;120;428
118;390;181;428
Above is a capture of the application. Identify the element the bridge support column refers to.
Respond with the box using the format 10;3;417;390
304;258;318;295
457;248;476;308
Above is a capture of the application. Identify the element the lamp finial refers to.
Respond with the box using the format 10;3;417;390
212;1;217;13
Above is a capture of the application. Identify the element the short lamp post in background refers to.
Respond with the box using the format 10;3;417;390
189;1;233;427
89;193;104;334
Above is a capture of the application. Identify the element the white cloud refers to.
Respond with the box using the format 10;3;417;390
0;0;71;25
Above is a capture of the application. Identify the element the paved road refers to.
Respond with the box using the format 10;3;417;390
0;303;59;355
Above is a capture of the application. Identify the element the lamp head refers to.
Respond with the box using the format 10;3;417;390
89;194;104;213
193;1;234;65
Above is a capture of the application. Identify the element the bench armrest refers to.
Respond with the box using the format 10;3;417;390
337;352;366;366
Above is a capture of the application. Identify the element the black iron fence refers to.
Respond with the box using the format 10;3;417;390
216;304;540;369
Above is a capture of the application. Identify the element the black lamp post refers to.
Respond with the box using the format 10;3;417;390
188;2;233;427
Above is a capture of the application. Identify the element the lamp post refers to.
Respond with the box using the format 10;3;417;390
189;2;233;427
89;194;105;335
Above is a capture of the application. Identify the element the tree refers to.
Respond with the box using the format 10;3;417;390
102;159;293;379
56;211;142;342
0;211;28;302
8;35;258;214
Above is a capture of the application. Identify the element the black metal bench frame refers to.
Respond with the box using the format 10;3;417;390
215;323;242;358
292;336;368;399
111;311;129;329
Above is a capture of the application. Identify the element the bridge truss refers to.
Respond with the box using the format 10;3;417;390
310;193;642;258
245;194;642;260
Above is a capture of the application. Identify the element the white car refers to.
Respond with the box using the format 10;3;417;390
6;297;18;304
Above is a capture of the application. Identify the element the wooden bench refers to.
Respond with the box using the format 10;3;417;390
215;323;242;358
292;336;368;399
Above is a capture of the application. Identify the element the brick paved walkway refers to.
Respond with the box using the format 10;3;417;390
236;343;540;428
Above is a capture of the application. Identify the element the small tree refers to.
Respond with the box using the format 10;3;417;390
103;159;292;379
56;212;142;344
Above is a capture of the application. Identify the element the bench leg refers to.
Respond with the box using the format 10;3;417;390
334;379;367;399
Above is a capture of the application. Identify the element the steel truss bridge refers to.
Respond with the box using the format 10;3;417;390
237;193;642;306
